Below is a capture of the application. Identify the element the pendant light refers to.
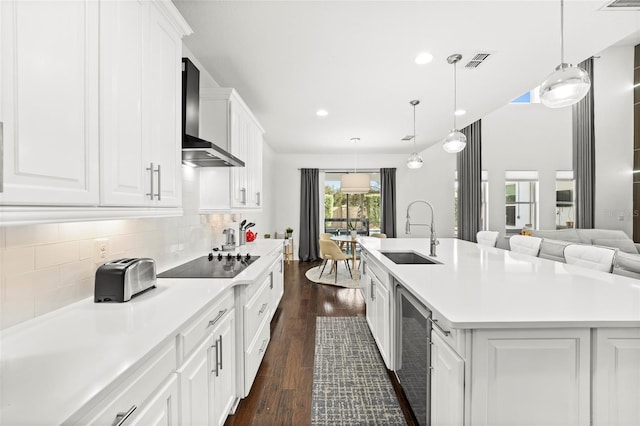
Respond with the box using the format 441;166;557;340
341;138;370;194
406;100;423;169
539;0;591;108
442;54;466;154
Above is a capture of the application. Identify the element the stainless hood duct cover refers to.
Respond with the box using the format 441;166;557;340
182;58;245;167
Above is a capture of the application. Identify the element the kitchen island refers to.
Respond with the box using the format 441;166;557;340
0;240;284;426
358;237;640;426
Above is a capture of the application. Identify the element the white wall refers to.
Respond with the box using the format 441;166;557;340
594;46;634;235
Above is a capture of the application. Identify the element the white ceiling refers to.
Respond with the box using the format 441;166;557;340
173;1;640;155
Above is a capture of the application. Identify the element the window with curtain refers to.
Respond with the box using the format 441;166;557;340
323;172;380;235
505;171;539;235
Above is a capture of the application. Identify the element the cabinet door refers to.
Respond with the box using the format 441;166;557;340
271;255;284;310
99;0;147;206
145;3;182;207
177;336;213;426
0;0;99;205
593;328;640;426
374;278;390;367
247;124;263;207
210;312;236;426
128;374;179;426
431;330;464;426
229;99;249;208
365;275;376;335
471;328;590;426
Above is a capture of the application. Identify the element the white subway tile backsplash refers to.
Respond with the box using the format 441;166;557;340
2;247;36;275
5;223;60;247
59;259;95;284
78;240;94;260
35;242;79;269
59;221;97;241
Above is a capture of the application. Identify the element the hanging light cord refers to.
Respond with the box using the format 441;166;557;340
413;103;417;151
560;0;565;65
453;60;458;130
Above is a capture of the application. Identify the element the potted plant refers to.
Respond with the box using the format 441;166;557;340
348;222;357;239
264;233;271;239
285;227;293;239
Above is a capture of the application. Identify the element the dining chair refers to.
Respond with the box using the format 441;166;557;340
509;235;543;256
318;240;353;283
476;231;499;247
320;233;333;240
372;233;387;238
563;244;616;273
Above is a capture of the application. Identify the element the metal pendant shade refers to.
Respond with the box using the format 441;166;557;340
341;137;370;194
540;0;591;108
442;54;466;154
406;99;423;169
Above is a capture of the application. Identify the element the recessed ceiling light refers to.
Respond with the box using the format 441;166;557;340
454;109;467;116
316;109;328;117
414;52;434;65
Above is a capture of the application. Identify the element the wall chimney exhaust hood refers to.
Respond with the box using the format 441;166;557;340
182;58;245;167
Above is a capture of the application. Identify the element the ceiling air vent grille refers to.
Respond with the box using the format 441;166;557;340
602;0;640;10
464;53;491;69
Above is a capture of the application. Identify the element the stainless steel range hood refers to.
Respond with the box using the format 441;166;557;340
182;58;244;167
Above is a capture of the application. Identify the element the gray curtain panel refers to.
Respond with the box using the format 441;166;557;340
380;168;397;237
457;120;482;242
573;58;595;229
299;168;320;261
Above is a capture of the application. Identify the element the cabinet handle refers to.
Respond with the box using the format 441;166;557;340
370;279;375;301
211;340;219;376
155;164;161;200
217;335;223;372
429;318;451;336
428;366;435;371
208;309;227;328
241;188;247;205
256;191;261;206
146;162;155;200
259;339;268;353
258;303;268;315
112;405;136;426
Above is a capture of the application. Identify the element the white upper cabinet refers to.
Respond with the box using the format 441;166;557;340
199;88;264;212
0;0;191;224
100;0;183;207
0;0;100;205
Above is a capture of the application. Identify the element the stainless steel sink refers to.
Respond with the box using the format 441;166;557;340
380;251;440;265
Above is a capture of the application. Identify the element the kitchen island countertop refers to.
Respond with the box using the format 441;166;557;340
359;237;640;329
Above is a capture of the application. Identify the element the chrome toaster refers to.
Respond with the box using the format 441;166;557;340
94;258;157;303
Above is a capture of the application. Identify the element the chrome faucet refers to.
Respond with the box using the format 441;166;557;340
405;200;438;257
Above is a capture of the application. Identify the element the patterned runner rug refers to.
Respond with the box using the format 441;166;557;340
311;317;407;425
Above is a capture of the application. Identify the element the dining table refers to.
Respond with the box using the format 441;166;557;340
330;234;360;279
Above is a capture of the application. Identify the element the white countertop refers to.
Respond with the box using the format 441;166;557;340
359;237;640;329
0;239;283;425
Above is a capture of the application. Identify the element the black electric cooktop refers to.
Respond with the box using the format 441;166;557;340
157;253;260;279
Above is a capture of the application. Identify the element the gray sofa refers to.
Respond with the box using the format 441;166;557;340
529;229;640;278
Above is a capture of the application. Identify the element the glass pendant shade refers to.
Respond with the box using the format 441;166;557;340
540;63;591;108
442;130;467;154
341;173;370;194
407;152;423;169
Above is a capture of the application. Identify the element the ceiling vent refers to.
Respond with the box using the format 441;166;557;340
601;0;640;10
464;53;492;69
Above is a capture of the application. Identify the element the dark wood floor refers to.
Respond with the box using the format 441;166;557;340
224;260;417;426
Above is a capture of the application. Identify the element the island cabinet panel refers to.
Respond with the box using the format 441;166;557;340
593;328;640;426
431;329;464;426
470;328;591;426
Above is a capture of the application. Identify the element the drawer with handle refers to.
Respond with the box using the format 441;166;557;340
179;289;234;361
243;273;272;347
244;316;271;394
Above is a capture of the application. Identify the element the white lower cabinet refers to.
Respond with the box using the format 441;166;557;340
471;328;591;426
177;291;236;426
74;341;177;425
363;253;392;369
430;329;464;426
593;328;640;426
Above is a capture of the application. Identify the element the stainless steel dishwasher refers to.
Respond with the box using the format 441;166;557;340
395;284;431;426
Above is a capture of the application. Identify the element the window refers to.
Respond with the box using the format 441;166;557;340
454;170;489;237
505;171;538;234
324;172;381;235
556;171;575;229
